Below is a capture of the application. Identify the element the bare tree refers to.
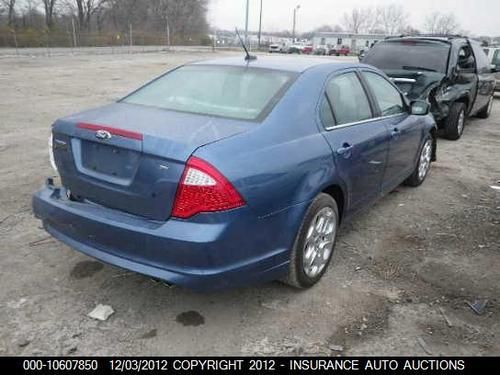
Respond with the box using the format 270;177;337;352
342;8;372;34
424;11;460;35
1;0;211;46
400;25;421;36
332;24;343;33
73;0;105;31
41;0;56;28
376;4;407;35
1;0;16;27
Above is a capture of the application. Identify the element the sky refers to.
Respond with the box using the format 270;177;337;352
208;0;499;36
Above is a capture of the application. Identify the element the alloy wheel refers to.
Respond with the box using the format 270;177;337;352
303;207;337;278
418;140;433;181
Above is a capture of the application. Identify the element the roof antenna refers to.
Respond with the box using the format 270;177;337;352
235;28;257;61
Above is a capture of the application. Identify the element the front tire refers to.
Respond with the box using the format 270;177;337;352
405;137;433;187
284;194;339;289
443;102;466;140
477;95;494;119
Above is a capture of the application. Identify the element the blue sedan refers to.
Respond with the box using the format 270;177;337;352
32;56;437;290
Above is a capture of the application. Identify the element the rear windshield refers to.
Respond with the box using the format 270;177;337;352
122;65;296;121
364;40;451;74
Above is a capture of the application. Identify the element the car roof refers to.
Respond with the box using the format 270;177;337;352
384;35;475;46
189;56;351;73
385;36;455;44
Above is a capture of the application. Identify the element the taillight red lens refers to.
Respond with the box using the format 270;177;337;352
172;156;245;219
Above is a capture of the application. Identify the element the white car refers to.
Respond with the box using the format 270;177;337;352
269;44;284;53
484;47;500;92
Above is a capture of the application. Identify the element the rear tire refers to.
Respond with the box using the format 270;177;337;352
405;137;433;187
283;194;339;289
477;95;494;119
443;102;466;140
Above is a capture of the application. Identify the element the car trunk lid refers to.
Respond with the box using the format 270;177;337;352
52;102;252;221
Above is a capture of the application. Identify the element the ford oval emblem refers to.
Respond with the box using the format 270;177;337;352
95;130;112;140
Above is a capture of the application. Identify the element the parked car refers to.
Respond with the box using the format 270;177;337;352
362;36;496;140
329;45;351;56
33;56;437;291
302;45;314;55
483;46;500;92
287;44;303;54
313;45;328;55
268;43;284;53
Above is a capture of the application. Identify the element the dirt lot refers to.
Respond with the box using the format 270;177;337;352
0;51;499;356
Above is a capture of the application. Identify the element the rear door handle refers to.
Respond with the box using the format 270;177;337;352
391;128;401;139
337;143;353;158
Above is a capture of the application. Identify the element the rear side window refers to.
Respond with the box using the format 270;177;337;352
319;95;335;128
122;65;296;121
362;72;405;116
325;72;372;125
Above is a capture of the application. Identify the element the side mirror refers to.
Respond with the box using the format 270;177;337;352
410;100;430;116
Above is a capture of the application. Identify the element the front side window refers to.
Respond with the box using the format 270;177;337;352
326;72;372;125
363;72;405;116
122;65;296;121
458;45;476;70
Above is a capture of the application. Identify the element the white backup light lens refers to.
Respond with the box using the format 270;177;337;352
184;168;216;186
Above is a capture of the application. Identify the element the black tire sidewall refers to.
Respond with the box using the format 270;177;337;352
292;194;339;288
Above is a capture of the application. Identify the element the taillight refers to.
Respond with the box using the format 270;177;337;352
172;157;245;219
48;134;58;173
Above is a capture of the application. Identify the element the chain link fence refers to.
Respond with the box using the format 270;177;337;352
0;27;220;57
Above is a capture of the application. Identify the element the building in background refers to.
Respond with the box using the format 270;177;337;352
313;32;387;53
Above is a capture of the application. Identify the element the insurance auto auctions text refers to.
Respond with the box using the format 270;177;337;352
151;358;466;372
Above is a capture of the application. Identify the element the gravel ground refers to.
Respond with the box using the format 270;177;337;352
0;51;499;356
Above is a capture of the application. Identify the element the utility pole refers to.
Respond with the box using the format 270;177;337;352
292;4;301;42
245;0;250;46
166;15;171;49
71;17;77;48
129;23;133;53
258;0;263;48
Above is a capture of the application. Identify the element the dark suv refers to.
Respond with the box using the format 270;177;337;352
362;36;496;140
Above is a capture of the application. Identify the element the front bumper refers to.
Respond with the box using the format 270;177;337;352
32;180;298;291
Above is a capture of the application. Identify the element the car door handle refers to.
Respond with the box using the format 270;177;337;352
337;143;353;158
391;128;401;139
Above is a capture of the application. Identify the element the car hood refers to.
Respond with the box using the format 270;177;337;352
383;70;446;100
